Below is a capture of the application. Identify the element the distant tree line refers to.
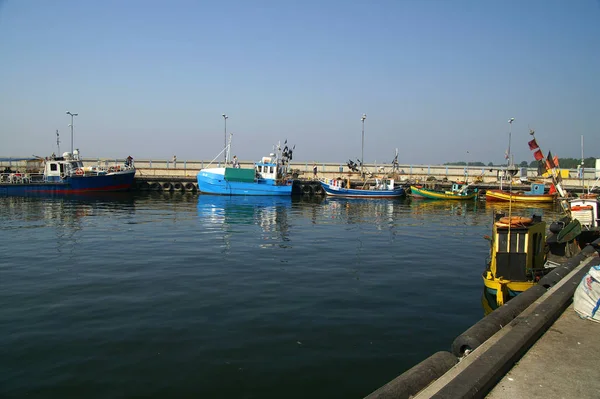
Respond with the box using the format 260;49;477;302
444;157;596;169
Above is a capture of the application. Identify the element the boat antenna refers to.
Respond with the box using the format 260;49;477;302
56;129;61;154
226;132;233;164
465;150;470;184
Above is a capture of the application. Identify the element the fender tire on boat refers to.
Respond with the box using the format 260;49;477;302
149;182;161;191
173;182;183;191
313;185;324;196
162;182;173;191
302;184;313;195
184;182;196;192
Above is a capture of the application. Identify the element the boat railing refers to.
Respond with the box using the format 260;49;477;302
0;172;45;184
71;162;135;177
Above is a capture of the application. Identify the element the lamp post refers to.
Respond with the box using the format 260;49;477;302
507;117;514;167
361;113;367;177
66;111;78;154
222;114;228;163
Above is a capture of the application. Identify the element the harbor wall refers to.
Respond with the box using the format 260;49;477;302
2;158;598;188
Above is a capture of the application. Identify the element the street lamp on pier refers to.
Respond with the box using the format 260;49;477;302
361;113;367;177
66;111;78;155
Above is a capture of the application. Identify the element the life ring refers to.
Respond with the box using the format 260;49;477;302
75;168;84;176
496;216;533;227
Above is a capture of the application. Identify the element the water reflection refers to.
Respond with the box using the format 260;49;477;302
0;193;137;258
197;195;292;247
484;200;558;218
321;197;403;228
408;197;480;217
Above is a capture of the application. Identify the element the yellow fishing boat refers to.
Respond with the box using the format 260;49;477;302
482;214;550;312
410;183;478;200
485;183;556;203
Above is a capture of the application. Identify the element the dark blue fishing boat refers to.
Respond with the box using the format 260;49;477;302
0;150;136;196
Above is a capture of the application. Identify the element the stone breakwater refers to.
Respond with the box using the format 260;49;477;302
1;158;598;190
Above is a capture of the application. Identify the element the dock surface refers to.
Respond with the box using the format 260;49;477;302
487;301;600;399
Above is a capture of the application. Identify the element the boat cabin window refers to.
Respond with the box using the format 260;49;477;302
50;164;58;171
497;231;526;253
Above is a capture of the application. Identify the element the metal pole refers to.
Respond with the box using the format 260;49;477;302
70;114;74;154
222;114;228;163
581;135;585;190
66;111;78;154
361;114;366;177
507;118;514;168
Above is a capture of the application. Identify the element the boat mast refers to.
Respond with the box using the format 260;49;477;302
581;135;585;192
56;129;60;154
361;113;366;178
222;114;228;164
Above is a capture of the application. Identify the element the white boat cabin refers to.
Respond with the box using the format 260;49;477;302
44;151;85;182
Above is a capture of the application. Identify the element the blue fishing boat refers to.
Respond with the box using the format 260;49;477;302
197;139;294;196
319;177;405;198
319;114;404;199
0;150;136;196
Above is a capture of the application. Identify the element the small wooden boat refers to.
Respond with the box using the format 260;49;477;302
410;182;478;200
485;183;555;203
482;213;553;313
320;178;404;198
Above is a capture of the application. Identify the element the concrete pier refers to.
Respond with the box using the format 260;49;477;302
1;157;598;191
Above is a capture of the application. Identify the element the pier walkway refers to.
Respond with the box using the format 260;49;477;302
411;254;600;399
486;299;600;399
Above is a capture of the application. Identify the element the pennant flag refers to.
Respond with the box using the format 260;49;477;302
533;149;544;161
549;183;557;195
528;138;539;150
553;155;559;168
504;150;509;160
546;151;556;169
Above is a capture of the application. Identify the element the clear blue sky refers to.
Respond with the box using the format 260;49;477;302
1;0;599;165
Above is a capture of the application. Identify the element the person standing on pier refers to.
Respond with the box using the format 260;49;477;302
172;155;177;169
313;163;318;179
232;155;240;168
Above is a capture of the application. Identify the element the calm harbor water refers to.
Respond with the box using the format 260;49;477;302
0;193;563;398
